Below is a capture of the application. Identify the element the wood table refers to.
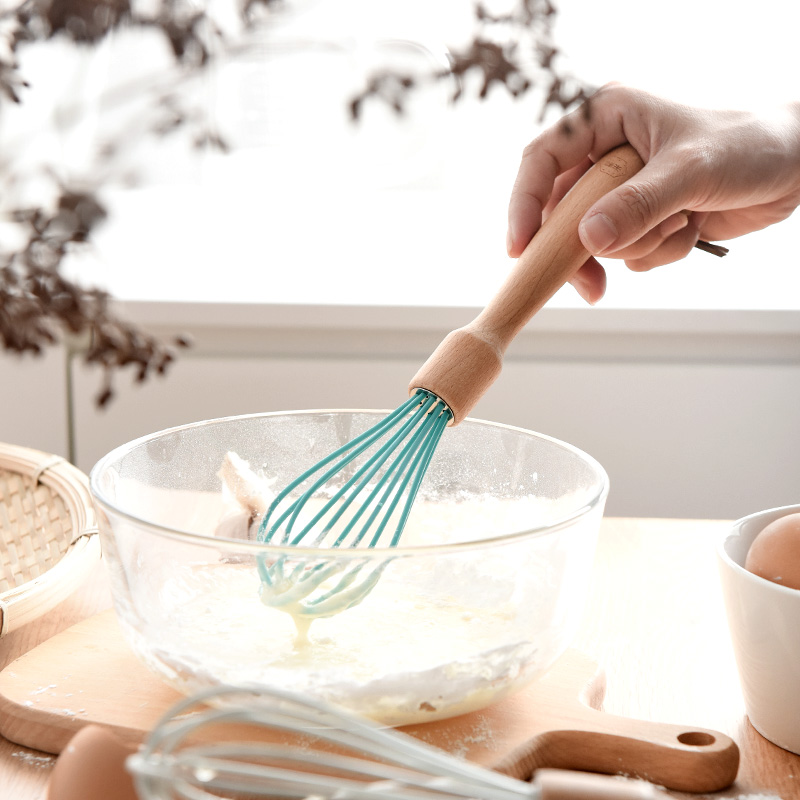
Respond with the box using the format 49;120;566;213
2;517;798;799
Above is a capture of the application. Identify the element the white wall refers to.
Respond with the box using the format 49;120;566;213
0;347;69;458
68;303;800;520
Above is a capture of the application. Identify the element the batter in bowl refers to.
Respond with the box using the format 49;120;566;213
113;452;587;726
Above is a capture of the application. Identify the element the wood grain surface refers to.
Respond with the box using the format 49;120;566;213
0;615;739;792
2;517;798;799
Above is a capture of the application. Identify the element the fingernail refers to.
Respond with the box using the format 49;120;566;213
580;212;618;254
506;227;515;256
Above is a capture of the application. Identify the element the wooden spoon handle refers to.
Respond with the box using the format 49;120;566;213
409;144;644;424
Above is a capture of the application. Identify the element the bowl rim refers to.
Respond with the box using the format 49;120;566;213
89;409;610;556
717;502;800;596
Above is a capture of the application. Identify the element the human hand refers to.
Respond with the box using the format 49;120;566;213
507;84;800;303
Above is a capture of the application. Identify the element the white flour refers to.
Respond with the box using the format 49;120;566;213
11;751;55;768
734;795;784;800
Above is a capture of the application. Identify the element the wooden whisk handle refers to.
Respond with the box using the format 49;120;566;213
409;144;645;424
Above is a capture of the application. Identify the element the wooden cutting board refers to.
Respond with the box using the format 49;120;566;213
0;609;739;793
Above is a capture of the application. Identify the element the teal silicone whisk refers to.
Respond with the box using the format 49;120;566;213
256;388;451;619
256;145;650;620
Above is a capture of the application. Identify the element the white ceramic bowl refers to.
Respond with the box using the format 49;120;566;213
717;504;800;754
90;410;608;726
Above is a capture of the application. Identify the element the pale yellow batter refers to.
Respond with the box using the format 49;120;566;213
116;454;592;726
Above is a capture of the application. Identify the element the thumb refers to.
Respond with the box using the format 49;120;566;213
578;167;684;256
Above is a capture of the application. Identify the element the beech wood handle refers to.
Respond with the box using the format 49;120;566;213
494;716;740;794
409;144;644;424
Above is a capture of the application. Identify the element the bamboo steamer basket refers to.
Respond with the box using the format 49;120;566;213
0;443;100;637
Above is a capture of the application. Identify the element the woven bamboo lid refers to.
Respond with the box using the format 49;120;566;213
0;443;100;637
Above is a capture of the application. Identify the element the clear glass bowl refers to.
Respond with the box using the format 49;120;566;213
90;410;608;726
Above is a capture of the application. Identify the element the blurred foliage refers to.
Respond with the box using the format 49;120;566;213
0;0;591;407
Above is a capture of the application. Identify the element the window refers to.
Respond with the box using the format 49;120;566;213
4;0;799;310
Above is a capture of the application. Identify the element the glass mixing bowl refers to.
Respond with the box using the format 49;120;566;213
90;410;608;726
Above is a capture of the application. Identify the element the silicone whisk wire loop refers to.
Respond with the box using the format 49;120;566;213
255;389;452;618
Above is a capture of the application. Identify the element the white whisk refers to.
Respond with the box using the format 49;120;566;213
127;684;657;800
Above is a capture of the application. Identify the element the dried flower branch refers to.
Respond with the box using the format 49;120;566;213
0;0;273;406
350;0;594;122
0;185;192;407
2;0;589;408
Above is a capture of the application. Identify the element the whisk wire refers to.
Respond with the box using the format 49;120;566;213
283;391;441;549
130;685;536;800
343;398;447;550
258;393;426;546
151;747;494;800
168;742;454;787
386;405;450;549
300;558;387;612
254;390;453;618
318;392;442;549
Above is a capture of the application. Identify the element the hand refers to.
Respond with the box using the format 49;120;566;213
507;84;800;303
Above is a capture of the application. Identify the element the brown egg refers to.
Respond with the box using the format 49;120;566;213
744;512;800;590
47;724;139;800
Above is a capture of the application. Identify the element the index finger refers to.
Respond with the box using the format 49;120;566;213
506;100;628;257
